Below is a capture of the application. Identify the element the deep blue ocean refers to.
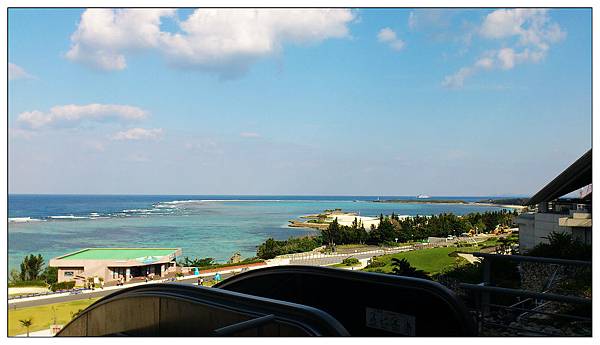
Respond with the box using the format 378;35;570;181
8;194;509;270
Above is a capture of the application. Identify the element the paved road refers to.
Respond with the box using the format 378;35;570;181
289;250;409;266
8;289;115;310
9;270;242;309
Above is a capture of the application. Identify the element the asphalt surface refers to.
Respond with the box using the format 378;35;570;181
9;271;238;309
9;289;115;309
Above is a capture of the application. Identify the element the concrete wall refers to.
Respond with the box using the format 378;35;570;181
52;256;178;284
517;212;571;252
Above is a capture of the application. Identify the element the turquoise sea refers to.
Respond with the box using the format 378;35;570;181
8;195;509;270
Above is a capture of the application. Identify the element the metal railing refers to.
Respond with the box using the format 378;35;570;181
459;252;592;336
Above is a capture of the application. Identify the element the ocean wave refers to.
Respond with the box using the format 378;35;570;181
122;209;154;213
48;215;89;220
157;199;360;205
155;199;290;207
8;217;44;223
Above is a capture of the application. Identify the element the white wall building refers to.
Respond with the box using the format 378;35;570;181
517;149;592;252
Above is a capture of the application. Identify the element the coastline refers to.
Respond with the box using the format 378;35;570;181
287;202;523;230
289;210;383;230
372;199;525;210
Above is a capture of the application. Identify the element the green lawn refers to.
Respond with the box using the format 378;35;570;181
8;297;99;336
362;246;479;275
330;262;362;268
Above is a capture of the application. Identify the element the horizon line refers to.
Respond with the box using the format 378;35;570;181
7;193;530;197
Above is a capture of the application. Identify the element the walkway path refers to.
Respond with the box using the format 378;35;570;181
9;262;272;309
14;329;53;337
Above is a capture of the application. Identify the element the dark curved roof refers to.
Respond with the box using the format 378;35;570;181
527;149;592;206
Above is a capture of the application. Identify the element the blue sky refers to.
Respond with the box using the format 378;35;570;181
8;8;592;196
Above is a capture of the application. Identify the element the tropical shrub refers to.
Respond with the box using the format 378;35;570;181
365;257;386;269
8;280;48;288
390;258;430;280
257;236;321;259
526;232;591;260
50;281;76;292
341;257;360;266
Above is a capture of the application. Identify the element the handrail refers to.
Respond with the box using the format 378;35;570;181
216;265;477;336
57;283;349;336
472;252;592;266
213;314;275;336
459;283;592;305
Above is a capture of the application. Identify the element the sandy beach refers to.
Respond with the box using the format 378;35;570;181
291;210;400;230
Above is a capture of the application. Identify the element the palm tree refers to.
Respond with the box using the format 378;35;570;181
19;318;32;337
390;258;430;280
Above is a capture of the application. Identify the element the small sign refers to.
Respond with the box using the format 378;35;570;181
365;307;415;335
50;324;63;335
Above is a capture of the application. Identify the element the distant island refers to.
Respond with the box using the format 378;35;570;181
373;199;469;204
475;197;529;206
372;198;528;208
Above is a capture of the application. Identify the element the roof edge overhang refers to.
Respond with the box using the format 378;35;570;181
527;149;592;206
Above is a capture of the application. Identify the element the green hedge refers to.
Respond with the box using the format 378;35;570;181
50;281;76;292
365;258;386;269
8;280;48;288
342;258;360;266
198;258;264;271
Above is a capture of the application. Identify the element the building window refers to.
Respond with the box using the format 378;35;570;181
111;267;126;279
64;271;74;277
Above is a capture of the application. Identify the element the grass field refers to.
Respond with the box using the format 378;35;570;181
330;262;362;268
362;246;479;275
8;297;99;336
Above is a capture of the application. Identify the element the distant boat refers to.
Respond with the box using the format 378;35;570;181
416;194;431;199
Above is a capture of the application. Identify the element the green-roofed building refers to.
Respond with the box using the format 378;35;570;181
49;248;182;286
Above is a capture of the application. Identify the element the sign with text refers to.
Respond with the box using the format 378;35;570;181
365;307;416;335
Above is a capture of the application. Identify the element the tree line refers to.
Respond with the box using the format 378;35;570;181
9;254;58;285
257;210;517;259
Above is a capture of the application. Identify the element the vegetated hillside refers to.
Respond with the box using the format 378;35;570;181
477;197;529;206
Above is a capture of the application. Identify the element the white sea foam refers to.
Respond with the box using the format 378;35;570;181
155;199;293;207
48;215;89;220
159;200;204;205
8;217;43;223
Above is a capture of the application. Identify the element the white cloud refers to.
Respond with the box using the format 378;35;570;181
112;128;163;141
408;10;452;31
240;131;261;138
497;47;516;69
441;67;475;89
480;9;566;49
17;104;147;129
66;9;176;71
377;27;405;51
442;9;565;89
474;56;494;69
67;9;355;77
9;63;34;80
